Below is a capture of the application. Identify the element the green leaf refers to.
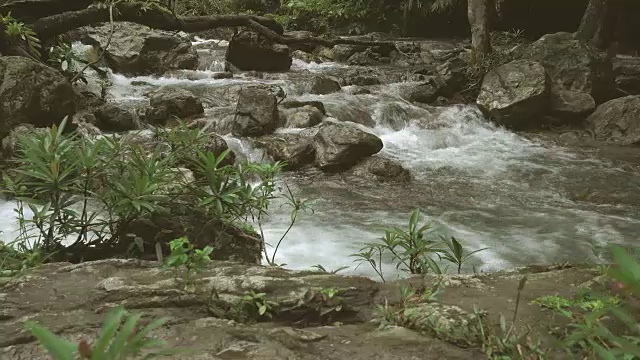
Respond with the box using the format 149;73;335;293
24;322;76;360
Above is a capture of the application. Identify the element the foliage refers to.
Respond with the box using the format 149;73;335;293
311;263;350;274
25;306;184;359
164;237;213;285
241;290;279;320
0;12;42;58
351;208;487;282
280;287;346;325
1;119;302;267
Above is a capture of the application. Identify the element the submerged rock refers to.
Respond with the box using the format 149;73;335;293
586;95;640;145
82;22;198;76
476;59;550;128
313;123;384;172
348;156;412;183
226;31;292;72
0;56;75;138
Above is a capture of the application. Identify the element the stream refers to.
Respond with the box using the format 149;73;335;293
2;36;640;280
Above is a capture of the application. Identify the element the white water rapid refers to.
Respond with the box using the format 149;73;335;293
2;38;639;281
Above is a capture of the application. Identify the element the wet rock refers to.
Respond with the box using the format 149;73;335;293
436;57;467;96
341;74;382;87
521;32;614;103
402;79;441;104
74;121;103;140
255;134;316;170
145;87;204;125
82;22;198;76
280;100;326;115
313;123;384;173
377;103;409;131
232;87;279;136
309;75;341;95
121;205;263;264
549;88;596;118
280;105;324;128
476;60;550;128
328;104;375;127
347;50;379;66
613;56;640;96
292;50;322;64
332;44;366;62
94;103;137;132
1;125;48;158
285;31;317;53
0;56;75;138
586;95;640;145
314;45;335;60
349;156;412;183
226;31;292;72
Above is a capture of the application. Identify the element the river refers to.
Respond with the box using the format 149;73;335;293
1;36;639;280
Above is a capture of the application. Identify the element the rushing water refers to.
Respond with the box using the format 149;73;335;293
1;38;640;280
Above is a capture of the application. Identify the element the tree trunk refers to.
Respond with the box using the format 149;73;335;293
467;0;493;57
575;0;620;51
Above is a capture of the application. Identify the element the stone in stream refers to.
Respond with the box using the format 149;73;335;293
348;156;412;183
280;105;324;128
232;87;280;136
80;22;199;76
280;100;327;115
145;87;205;125
520;32;614;104
225;31;292;72
0;56;76;139
549;88;596;119
586;95;640;145
255;133;316;170
94;103;138;132
309;75;342;95
476;59;550;129
313;122;384;173
377;103;410;131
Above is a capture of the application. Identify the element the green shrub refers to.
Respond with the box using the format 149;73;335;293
1;119;304;268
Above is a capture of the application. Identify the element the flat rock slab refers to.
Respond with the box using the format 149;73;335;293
0;260;601;359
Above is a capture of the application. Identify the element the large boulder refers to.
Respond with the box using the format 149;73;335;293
280;105;324;128
145;87;204;125
548;88;596;119
613;56;640;96
232;87;279;136
82;22;199;76
94;103;137;132
476;60;550;128
0;56;75;138
521;32;614;103
586;95;640;145
255;134;316;170
226;31;292;72
313;123;384;173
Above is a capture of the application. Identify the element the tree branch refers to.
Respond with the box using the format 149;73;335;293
29;2;396;49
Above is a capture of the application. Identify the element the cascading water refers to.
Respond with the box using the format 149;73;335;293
2;36;640;281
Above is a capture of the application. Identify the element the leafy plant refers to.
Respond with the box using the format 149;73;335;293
311;264;350;274
25;306;184;359
164;237;212;286
1;119;304;268
352;208;486;281
241;290;278;320
1;12;42;58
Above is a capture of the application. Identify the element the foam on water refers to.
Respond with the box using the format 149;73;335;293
2;55;640;280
